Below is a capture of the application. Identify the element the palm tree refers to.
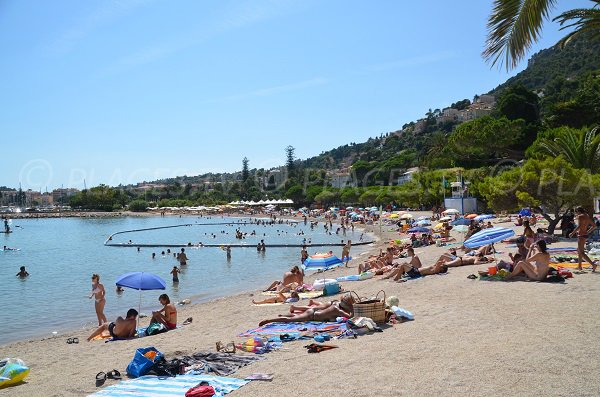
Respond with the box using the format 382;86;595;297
538;126;600;172
483;0;600;70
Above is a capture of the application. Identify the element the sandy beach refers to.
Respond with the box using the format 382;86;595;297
3;218;600;397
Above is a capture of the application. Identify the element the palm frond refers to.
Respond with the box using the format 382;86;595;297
483;0;558;70
554;5;600;47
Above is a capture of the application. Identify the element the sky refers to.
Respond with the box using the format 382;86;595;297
0;0;591;190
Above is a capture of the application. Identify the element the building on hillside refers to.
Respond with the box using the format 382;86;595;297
51;188;79;204
436;108;460;123
397;167;420;185
329;170;355;188
413;118;427;134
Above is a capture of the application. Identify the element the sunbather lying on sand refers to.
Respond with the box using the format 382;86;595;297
384;262;449;282
258;293;355;326
87;309;138;341
252;291;300;305
264;266;304;292
438;253;494;268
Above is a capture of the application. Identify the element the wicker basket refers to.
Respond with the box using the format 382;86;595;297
351;290;386;324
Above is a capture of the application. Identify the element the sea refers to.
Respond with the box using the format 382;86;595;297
0;215;368;345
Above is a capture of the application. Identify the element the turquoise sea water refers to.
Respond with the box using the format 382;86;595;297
0;216;364;344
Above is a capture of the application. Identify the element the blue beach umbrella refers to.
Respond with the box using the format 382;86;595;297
464;227;515;249
302;255;344;272
451;218;471;226
474;214;494;221
519;208;532;217
116;272;166;329
407;226;431;234
414;219;432;226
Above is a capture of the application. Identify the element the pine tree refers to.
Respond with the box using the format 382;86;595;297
242;157;250;182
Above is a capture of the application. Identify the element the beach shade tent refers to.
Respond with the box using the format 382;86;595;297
451;218;471;226
464;227;515;249
442;209;460;215
474;214;494;221
116;272;166;329
452;224;470;243
407;226;431;234
519;208;532;217
415;219;432;226
302;254;344;272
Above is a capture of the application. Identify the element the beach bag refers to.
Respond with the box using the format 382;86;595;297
323;282;341;296
145;322;167;336
185;383;215;397
351;290;386;324
126;347;163;378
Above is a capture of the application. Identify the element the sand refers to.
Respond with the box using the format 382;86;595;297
3;217;600;397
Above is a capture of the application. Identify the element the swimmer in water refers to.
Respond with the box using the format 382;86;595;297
16;266;29;278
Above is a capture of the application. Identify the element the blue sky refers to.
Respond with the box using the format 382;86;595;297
0;0;591;190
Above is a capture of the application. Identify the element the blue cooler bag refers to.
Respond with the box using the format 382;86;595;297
323;282;341;296
126;347;163;378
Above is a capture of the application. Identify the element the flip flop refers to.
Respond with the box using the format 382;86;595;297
72;337;79;344
66;338;73;344
107;369;122;380
182;317;193;325
467;274;477;279
96;372;107;387
304;343;338;353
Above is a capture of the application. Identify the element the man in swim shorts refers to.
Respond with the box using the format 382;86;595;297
87;309;138;341
178;248;188;266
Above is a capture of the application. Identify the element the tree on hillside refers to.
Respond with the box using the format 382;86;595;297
537;126;600;172
479;157;600;233
496;84;540;123
448;116;525;166
285;146;295;175
242;157;250;182
483;0;600;69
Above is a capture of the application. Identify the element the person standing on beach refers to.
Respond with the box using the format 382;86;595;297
179;248;188;266
89;274;108;326
342;240;351;267
570;206;597;271
301;246;308;264
170;266;180;283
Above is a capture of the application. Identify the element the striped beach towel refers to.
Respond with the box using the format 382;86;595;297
88;374;248;397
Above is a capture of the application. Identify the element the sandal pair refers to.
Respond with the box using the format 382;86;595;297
66;337;79;344
96;369;121;387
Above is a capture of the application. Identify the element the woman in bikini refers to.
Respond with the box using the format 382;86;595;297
90;274;107;326
569;206;597;271
151;294;177;330
507;240;551;281
522;220;535;248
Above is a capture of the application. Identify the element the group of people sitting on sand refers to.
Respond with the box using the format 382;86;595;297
87;294;178;341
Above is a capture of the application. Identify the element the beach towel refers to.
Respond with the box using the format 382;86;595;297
91;326;183;342
551;262;595;270
239;321;347;338
261;290;323;299
88;374;247;397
